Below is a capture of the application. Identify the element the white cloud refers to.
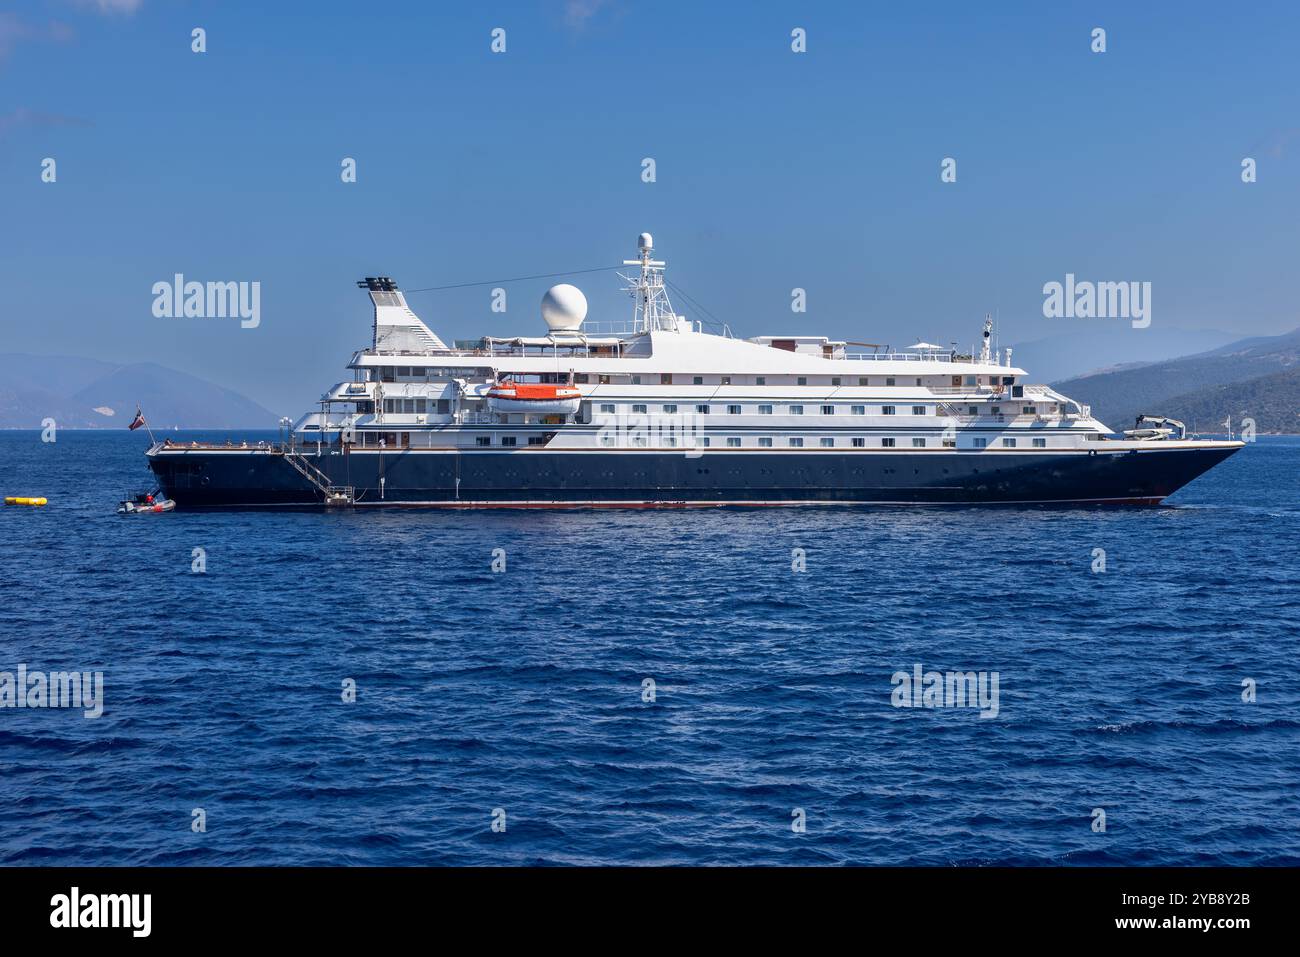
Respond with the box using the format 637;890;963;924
0;14;73;62
564;0;610;32
0;108;92;137
77;0;144;15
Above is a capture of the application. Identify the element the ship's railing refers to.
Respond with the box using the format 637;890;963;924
928;386;1005;396
153;438;279;451
575;320;649;335
931;385;1058;397
841;352;956;362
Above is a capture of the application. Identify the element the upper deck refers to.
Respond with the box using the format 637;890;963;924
348;235;1024;381
348;329;1024;381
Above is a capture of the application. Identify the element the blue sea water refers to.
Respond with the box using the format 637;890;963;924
0;431;1297;866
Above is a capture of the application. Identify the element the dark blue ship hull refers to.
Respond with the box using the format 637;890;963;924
147;444;1241;507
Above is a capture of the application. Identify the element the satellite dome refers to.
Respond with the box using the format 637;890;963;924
638;232;653;251
541;283;588;333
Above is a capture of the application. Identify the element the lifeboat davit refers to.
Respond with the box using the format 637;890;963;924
485;380;581;415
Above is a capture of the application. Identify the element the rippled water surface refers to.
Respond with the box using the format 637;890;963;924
1;431;1297;865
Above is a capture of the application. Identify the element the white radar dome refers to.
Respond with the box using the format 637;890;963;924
541;283;588;332
638;232;653;251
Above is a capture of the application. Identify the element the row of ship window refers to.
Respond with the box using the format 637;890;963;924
370;398;1047;417
469;435;1048;448
474;436;548;446
372;398;1044;417
369;369;1015;388
596;403;1041;416
590;375;1009;387
380;398;450;413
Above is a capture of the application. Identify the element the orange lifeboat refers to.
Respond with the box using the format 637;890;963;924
485;379;582;415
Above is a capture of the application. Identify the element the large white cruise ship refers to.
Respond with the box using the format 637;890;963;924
147;234;1242;507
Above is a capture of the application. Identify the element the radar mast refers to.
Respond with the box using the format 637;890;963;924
620;233;678;333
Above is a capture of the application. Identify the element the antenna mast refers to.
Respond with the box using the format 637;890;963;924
620;233;677;333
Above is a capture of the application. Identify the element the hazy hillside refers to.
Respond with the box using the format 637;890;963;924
1009;327;1239;383
1052;329;1300;432
1143;366;1300;434
0;354;278;429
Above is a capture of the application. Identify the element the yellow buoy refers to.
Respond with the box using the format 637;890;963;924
4;496;47;506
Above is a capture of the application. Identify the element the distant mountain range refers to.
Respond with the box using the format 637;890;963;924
1008;327;1241;383
0;354;278;429
1051;329;1300;434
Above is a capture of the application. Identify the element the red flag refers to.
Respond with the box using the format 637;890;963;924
128;407;146;431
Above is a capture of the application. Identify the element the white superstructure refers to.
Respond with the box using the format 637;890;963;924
299;237;1113;455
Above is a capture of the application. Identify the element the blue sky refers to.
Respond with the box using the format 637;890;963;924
3;0;1298;412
